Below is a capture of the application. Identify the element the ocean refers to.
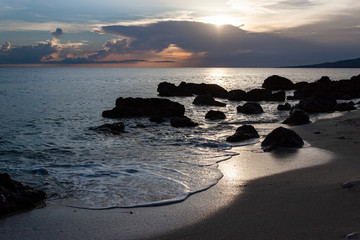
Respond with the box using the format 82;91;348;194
0;67;359;209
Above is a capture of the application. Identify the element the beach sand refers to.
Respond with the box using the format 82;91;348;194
1;110;360;240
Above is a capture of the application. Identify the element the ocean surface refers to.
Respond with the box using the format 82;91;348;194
0;67;359;208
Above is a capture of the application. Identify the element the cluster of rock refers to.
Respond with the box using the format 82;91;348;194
0;173;47;216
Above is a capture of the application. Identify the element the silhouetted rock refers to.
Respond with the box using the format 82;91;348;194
193;95;226;107
262;75;294;90
297;94;337;113
237;102;264;114
157;82;229;98
227;89;247;101
170;116;198;128
226;125;259;142
0;173;47;216
89;122;125;135
277;103;291;111
283;109;310;125
335;102;357;112
268;91;286;101
102;98;185;118
245;89;271;101
205;110;226;120
149;116;166;123
261;127;304;151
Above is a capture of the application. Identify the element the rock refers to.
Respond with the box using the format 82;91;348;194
157;82;229;98
237;102;264;114
282;109;310;125
346;232;359;239
342;180;360;189
170;116;198;128
227;89;247;101
205;110;226;120
261;127;304;151
226;125;259;142
0;173;47;216
149;116;166;123
268;91;286;101
102;97;185;118
262;75;295;90
335;102;356;112
89;122;125;135
297;94;337;113
277;103;291;111
193;95;226;107
245;89;271;101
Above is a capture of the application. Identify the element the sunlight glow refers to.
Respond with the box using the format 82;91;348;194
203;15;236;26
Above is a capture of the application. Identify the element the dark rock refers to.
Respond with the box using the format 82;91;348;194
149;116;166;123
261;127;304;151
237;102;264;114
170;116;198;128
89;122;125;135
245;89;271;101
0;173;47;216
135;124;146;128
193;95;226;107
297;94;337;113
277;103;291;111
157;82;229;98
205;110;226;120
102;98;185;118
335;102;356;112
283;109;310;125
262;75;294;90
226;125;259;142
268;91;286;101
227;89;247;101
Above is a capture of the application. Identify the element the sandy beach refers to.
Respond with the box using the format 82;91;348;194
1;110;360;240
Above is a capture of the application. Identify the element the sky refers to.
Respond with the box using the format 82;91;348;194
1;0;360;67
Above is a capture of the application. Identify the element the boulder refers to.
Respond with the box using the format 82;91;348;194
226;125;259;142
89;122;125;135
102;98;185;118
245;89;271;101
149;116;166;123
261;127;304;152
268;91;286;101
157;82;229;98
282;109;310;125
193;95;226;107
0;173;47;216
237;102;264;114
262;75;295;90
170;116;198;128
277;103;291;111
205;110;226;120
297;95;337;113
227;89;247;101
335;102;357;112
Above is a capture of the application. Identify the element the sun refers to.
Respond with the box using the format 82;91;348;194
203;15;235;26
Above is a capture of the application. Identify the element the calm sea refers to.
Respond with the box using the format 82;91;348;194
0;67;359;208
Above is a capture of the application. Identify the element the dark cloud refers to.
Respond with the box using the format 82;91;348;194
99;20;354;67
51;28;63;39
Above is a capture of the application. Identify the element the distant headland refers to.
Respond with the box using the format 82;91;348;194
286;57;360;68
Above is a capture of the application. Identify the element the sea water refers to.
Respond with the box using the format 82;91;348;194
0;67;359;208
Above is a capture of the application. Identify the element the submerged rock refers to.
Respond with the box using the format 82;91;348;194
193;95;226;107
0;173;47;216
102;97;185;118
261;127;304;151
205;110;226;120
170;116;198;128
226;125;259;142
282;109;310;125
89;122;125;135
262;75;295;90
237;102;264;114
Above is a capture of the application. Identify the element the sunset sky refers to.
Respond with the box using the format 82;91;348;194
1;0;360;67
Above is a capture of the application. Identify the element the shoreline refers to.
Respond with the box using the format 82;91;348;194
1;110;360;239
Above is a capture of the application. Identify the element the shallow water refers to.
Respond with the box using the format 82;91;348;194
0;67;359;208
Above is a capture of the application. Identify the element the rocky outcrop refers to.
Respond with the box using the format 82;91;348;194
0;173;47;216
261;127;304;152
193;95;226;107
149;116;166;123
227;89;247;101
237;102;264;114
226;125;259;142
89;122;125;135
157;82;229;98
262;75;295;90
335;102;357;112
282;109;310;125
246;89;272;101
170;116;198;128
205;110;226;120
102;98;185;118
277;103;291;111
297;94;337;113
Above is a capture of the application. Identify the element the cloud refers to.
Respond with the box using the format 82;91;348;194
1;41;11;51
51;28;63;39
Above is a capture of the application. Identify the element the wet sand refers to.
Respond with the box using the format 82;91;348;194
1;110;360;240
